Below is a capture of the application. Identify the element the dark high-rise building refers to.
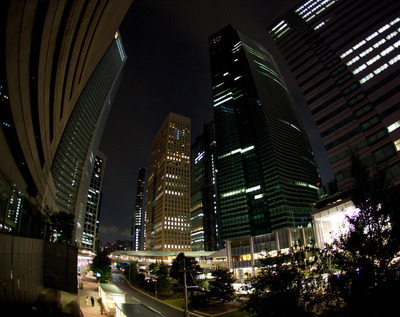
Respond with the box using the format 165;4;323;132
208;25;320;241
0;0;131;246
265;0;400;191
0;0;131;307
131;167;147;251
191;122;221;251
146;113;191;251
82;152;107;252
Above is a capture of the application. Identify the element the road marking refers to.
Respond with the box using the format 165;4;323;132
131;296;141;302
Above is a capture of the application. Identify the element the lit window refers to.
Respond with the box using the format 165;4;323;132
366;54;381;66
378;24;390;33
388;120;400;133
359;47;373;58
340;48;353;59
373;63;388;75
353;40;366;50
395;139;400;152
366;32;379;41
359;73;374;84
386;31;398;40
373;38;386;48
353;64;367;75
380;46;394;56
388;54;400;65
346;56;360;66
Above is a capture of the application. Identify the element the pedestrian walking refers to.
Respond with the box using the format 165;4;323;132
85;297;89;306
91;296;94;307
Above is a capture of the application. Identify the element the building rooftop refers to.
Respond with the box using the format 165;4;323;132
98;283;126;294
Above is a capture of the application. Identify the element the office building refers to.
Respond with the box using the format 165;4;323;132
208;25;320;241
0;0;131;245
82;152;107;252
0;0;131;307
146;113;191;251
265;0;400;190
191;122;222;251
131;167;147;251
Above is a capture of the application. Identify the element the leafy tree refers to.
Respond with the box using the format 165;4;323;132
240;246;323;317
170;252;202;286
90;250;111;283
209;268;235;304
50;211;74;244
324;153;400;316
148;261;171;293
124;261;138;285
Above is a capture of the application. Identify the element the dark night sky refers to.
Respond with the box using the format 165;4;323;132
98;0;334;243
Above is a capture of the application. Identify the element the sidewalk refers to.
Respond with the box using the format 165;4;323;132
77;272;103;317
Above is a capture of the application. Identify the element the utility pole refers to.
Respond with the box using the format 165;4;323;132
183;259;190;317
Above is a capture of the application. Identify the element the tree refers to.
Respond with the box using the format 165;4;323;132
324;153;400;316
90;250;111;283
209;268;235;304
50;211;74;244
170;252;202;286
240;246;324;317
124;261;138;285
148;261;171;294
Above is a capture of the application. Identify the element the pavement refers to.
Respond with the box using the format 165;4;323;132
77;272;103;317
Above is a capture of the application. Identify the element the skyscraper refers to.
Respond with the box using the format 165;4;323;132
191;122;221;251
0;0;131;307
131;167;147;251
146;113;191;251
208;25;320;241
265;0;400;191
0;0;131;246
82;152;107;252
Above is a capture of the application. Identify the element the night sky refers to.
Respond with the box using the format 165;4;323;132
98;0;334;244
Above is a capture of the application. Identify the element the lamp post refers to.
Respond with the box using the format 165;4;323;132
183;260;190;317
154;279;157;298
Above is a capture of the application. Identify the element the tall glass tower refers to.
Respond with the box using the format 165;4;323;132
208;25;320;240
265;0;400;191
191;122;221;251
131;167;147;251
82;151;106;252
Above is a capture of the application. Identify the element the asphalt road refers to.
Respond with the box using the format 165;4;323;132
112;273;197;317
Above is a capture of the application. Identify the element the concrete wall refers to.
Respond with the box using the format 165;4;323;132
43;241;78;293
0;233;44;305
0;233;78;309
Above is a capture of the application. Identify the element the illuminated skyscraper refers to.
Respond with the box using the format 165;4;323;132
208;25;320;241
191;122;221;251
131;167;147;251
82;152;106;252
146;113;191;251
265;0;400;190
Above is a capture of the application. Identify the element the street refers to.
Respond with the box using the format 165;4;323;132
112;273;200;317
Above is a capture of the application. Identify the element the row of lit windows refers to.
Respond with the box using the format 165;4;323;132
359;54;400;84
219;145;254;159
269;20;290;38
221;185;261;198
296;0;337;23
341;18;400;59
338;17;400;85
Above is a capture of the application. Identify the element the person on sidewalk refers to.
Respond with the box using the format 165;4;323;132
85;297;89;305
91;296;94;307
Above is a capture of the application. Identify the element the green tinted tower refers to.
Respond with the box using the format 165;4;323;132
209;25;320;240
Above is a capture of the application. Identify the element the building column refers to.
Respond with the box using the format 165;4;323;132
225;240;232;270
250;236;255;277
